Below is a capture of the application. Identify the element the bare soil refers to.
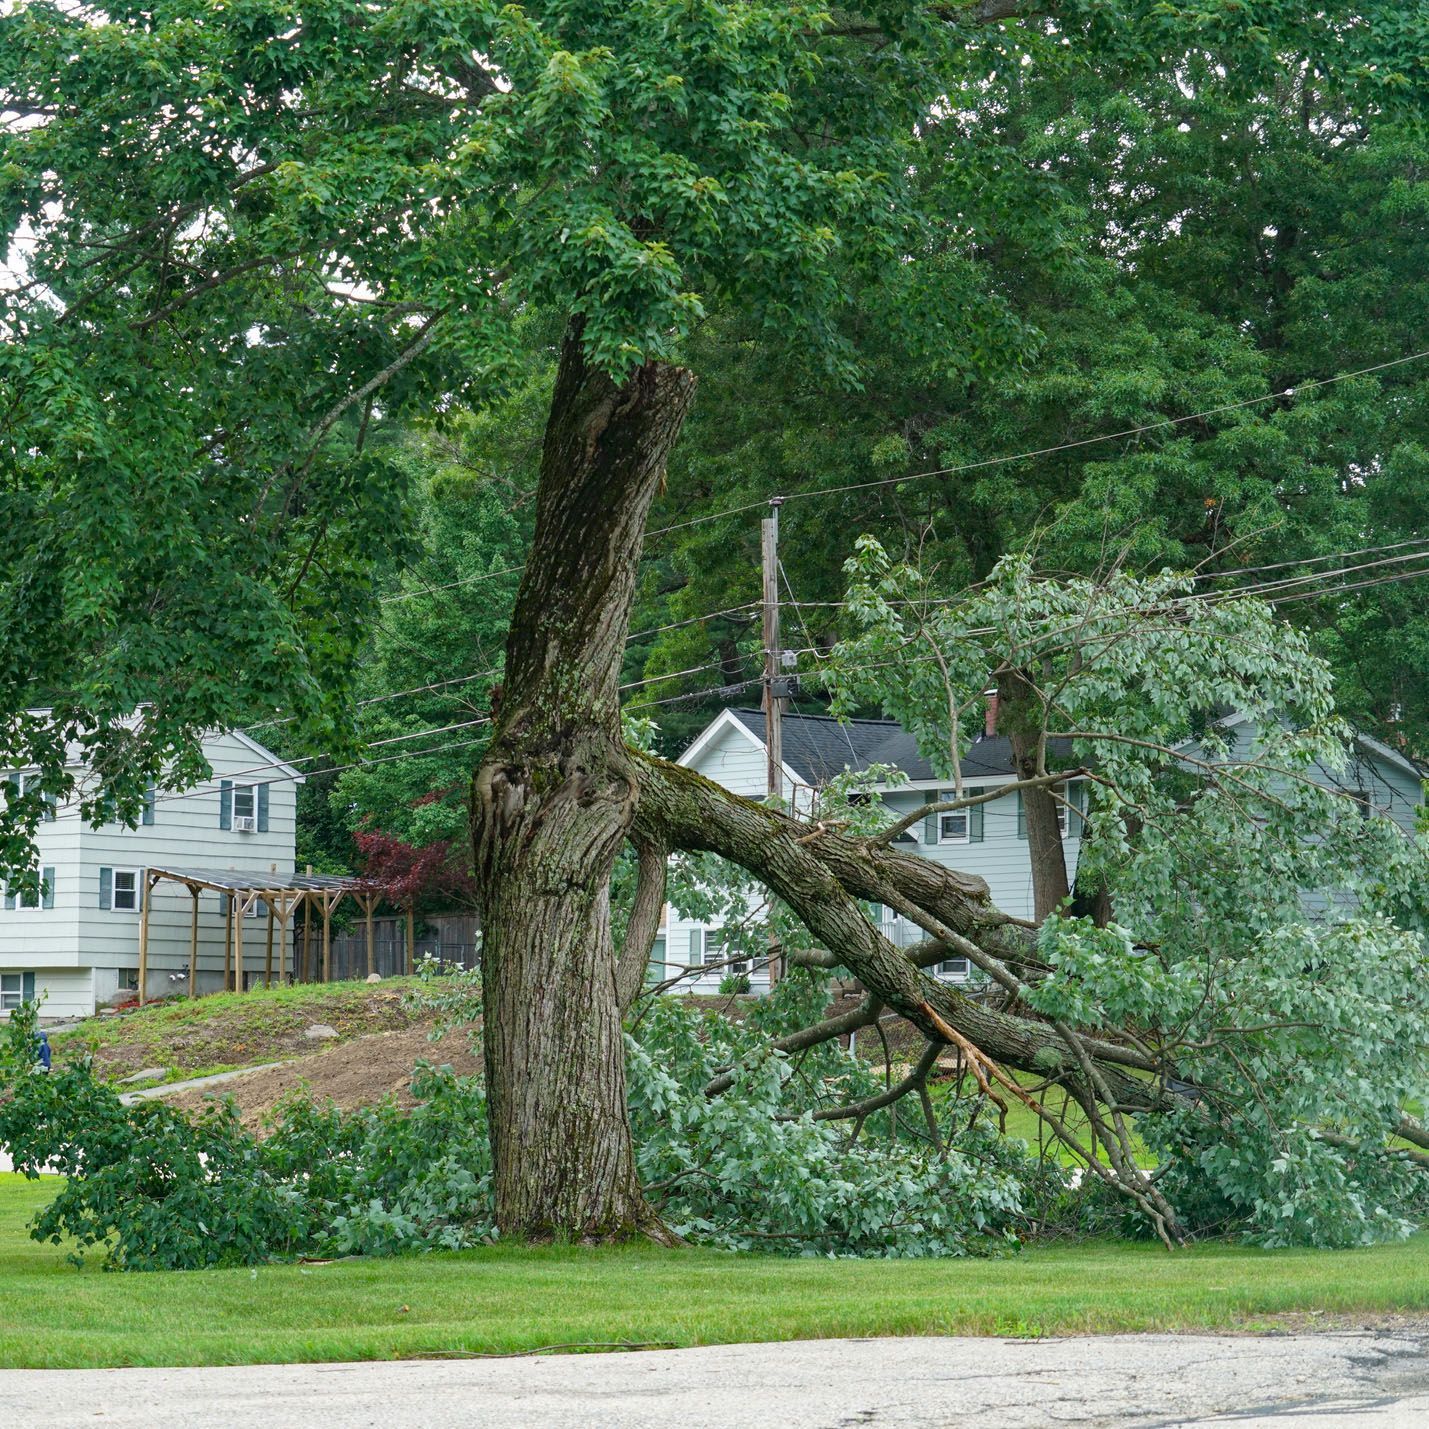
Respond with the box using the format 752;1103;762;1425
164;1026;483;1131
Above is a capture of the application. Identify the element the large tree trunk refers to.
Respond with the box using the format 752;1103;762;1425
996;667;1070;921
471;319;695;1241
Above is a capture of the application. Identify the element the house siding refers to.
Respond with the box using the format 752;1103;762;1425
1;729;301;1017
669;715;1084;993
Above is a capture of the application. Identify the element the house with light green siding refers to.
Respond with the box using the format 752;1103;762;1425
662;706;1087;992
658;705;1423;994
0;727;302;1020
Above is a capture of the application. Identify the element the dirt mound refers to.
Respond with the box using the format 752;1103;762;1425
56;983;427;1083
165;1027;482;1132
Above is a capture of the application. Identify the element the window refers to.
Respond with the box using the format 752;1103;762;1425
221;780;268;832
6;867;54;911
0;972;29;1011
232;783;255;828
937;957;971;981
1017;784;1075;839
937;787;983;844
100;867;142;912
113;869;138;911
1350;787;1373;818
6;773;55;822
693;930;747;974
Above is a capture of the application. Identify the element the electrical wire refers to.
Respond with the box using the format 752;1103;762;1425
362;350;1429;610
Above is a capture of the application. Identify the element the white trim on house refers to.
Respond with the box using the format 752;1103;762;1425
228;729;306;784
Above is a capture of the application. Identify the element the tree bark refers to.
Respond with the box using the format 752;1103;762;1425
996;668;1070;921
471;319;695;1241
633;754;1160;1107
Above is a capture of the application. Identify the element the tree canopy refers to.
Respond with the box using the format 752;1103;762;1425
4;0;1428;1244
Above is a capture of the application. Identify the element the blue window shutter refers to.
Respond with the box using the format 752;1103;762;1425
923;799;941;845
142;782;155;825
21;972;34;1004
99;866;113;910
1017;792;1026;839
257;782;270;832
42;791;56;823
138;869;146;912
41;867;54;910
4;886;14;911
219;780;233;830
689;929;703;966
968;788;985;842
1069;781;1085;836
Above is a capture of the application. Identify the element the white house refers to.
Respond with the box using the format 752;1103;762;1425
657;705;1424;995
0;728;303;1020
660;705;1088;993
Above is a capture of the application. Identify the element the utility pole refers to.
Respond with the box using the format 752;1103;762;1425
762;497;787;988
761;497;786;803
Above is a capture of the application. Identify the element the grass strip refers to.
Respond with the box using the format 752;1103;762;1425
2;1175;1426;1369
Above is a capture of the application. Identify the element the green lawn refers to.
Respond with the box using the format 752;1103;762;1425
3;1175;1429;1369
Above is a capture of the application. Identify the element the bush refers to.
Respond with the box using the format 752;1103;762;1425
717;972;751;994
0;976;1042;1269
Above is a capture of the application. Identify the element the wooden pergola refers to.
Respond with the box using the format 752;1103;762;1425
137;866;409;1004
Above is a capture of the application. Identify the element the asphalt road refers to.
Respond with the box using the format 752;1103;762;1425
5;1330;1429;1427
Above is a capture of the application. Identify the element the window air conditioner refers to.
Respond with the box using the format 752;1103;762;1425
233;815;256;833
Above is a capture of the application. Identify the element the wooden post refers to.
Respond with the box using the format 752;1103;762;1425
188;885;200;997
264;903;275;987
224;894;234;991
137;871;153;1007
234;894;245;994
322;895;332;983
405;906;416;977
272;894;294;988
365;894;375;978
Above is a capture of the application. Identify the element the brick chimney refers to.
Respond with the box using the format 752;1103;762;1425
983;689;998;740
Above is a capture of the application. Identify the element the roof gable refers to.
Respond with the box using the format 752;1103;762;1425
224;729;305;784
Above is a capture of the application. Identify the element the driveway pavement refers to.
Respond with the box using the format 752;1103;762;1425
4;1329;1429;1427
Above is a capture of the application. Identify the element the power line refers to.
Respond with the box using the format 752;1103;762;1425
243;600;760;736
776;350;1429;507
364;350;1429;611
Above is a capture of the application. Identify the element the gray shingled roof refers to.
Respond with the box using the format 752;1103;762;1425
727;708;1074;785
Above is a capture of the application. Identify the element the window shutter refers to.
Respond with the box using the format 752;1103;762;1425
1016;792;1026;839
1069;781;1085;836
41;868;54;910
219;780;233;830
923;798;942;845
138;869;146;913
42;791;57;823
689;928;703;966
257;782;270;832
99;866;113;910
142;783;155;825
3;887;14;911
968;787;985;842
21;972;34;1004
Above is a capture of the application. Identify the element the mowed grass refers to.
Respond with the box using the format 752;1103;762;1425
4;1176;1429;1369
